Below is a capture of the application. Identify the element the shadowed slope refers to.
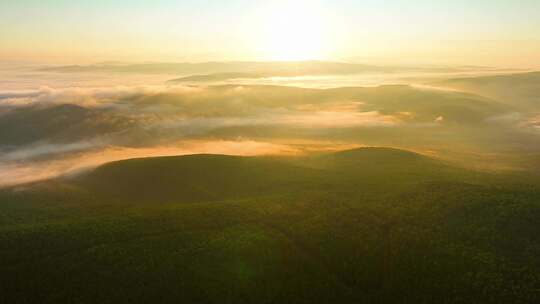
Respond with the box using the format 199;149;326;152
77;154;323;203
75;147;462;203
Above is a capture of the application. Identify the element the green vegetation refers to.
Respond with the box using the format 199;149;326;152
1;148;539;303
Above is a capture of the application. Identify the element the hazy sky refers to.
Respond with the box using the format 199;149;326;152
1;0;540;67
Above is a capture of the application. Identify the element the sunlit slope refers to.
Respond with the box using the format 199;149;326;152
435;71;540;109
324;85;508;124
151;84;508;124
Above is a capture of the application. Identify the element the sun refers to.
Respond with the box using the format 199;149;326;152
256;2;330;61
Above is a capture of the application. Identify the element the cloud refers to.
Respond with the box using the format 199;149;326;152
1;85;403;151
524;114;540;130
485;112;540;133
271;110;398;128
0;140;106;162
152;108;398;133
0;139;360;187
485;112;523;123
3;76;536;186
0;85;200;109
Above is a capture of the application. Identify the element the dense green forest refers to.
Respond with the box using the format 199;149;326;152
2;0;540;302
1;147;539;303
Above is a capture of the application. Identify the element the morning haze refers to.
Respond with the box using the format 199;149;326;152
2;0;540;66
1;1;540;303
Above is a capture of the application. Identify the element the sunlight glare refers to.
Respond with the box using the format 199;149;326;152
257;1;330;61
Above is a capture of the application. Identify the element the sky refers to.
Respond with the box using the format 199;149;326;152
1;0;540;67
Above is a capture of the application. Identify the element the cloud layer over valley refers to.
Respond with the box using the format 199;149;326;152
1;64;539;185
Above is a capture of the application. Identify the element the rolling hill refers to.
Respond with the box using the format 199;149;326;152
76;153;324;204
167;72;265;83
1;147;540;303
434;71;540;110
39;61;389;76
0;104;133;149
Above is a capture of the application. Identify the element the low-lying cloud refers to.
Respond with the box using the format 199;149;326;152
0;139;360;187
2;71;539;186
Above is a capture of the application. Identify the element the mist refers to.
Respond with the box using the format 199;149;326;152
0;62;539;186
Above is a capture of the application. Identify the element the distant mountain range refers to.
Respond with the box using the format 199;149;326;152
40;61;492;77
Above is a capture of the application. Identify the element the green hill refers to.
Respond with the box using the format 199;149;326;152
319;146;434;170
77;154;324;204
0;104;132;148
1;148;539;303
75;147;470;203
